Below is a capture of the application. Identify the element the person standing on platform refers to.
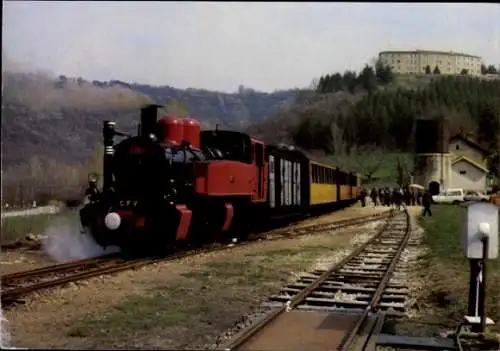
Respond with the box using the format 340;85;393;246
370;187;378;207
392;188;402;210
360;188;367;207
422;190;432;216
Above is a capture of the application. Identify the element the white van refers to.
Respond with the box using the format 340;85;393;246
432;188;465;205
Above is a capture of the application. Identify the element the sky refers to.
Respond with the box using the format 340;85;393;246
3;2;500;93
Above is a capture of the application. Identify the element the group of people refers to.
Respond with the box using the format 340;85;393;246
359;186;433;215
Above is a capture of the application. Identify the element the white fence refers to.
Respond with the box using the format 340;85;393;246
0;205;62;219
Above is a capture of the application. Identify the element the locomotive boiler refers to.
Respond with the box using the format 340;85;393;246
79;104;361;253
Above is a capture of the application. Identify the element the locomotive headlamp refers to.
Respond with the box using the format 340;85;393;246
104;212;121;231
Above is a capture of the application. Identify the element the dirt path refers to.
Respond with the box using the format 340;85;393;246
3;219;385;349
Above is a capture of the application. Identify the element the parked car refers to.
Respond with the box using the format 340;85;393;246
432;188;465;205
464;190;490;202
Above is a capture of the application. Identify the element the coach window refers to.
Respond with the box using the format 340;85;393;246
321;168;325;184
312;165;317;182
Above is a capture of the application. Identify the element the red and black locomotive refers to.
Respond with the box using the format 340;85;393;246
79;104;360;253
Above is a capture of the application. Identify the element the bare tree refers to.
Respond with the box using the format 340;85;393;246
330;119;346;155
166;98;190;116
331;144;386;185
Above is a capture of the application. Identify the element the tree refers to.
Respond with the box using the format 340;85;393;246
342;71;358;93
425;65;432;75
330;73;343;92
332;144;386;185
292;116;331;150
433;65;441;75
375;60;393;84
396;157;404;187
478;103;500;142
166;99;190;116
460;69;468;75
481;64;488;75
85;143;104;183
358;65;377;92
486;65;498;74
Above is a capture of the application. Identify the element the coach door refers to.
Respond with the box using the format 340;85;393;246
254;142;265;201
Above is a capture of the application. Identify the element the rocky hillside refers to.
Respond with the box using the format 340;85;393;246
2;72;302;167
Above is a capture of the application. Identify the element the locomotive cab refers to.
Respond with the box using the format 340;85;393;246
200;130;253;163
198;130;267;201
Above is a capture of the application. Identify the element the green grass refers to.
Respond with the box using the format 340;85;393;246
419;205;500;334
1;211;78;245
67;240;351;348
420;205;499;271
68;256;297;348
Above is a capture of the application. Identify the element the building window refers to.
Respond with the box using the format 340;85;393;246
455;144;460;150
459;170;466;175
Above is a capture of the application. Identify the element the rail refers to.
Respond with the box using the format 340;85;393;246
1;210;392;306
341;209;411;351
220;209;410;351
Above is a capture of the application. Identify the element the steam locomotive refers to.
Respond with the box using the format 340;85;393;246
79;105;361;253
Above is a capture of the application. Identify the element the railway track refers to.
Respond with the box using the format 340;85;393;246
1;210;392;306
219;209;411;351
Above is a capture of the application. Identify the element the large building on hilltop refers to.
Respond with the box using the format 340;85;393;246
378;50;482;76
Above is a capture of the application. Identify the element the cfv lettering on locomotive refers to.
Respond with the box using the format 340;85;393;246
119;200;139;207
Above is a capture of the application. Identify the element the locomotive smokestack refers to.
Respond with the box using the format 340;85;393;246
140;104;164;137
103;121;116;191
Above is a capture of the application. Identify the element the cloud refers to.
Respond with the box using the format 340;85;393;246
3;2;500;92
